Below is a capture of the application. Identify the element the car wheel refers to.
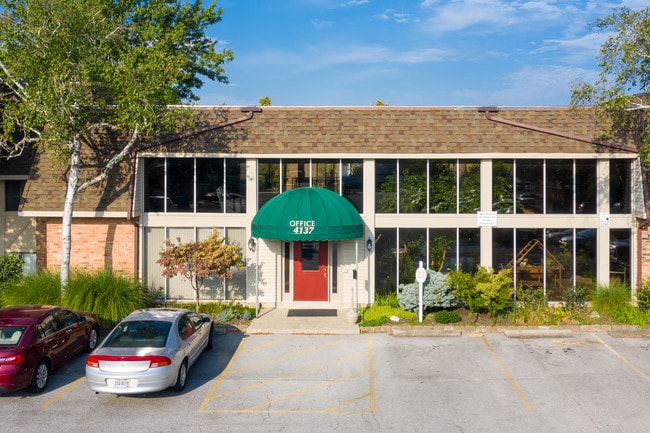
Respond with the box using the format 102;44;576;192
29;359;50;393
205;323;214;351
86;325;99;352
172;360;188;392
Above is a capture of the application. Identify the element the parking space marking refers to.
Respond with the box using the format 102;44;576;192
481;335;534;412
42;377;84;409
590;333;650;381
199;335;375;414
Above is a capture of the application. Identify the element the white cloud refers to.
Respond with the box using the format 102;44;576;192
534;32;612;64
310;19;333;29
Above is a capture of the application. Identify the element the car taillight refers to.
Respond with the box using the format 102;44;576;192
85;355;172;368
0;353;25;364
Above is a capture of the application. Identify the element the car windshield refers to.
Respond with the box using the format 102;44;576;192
0;326;27;346
103;320;171;348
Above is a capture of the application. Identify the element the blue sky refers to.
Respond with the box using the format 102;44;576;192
197;0;647;107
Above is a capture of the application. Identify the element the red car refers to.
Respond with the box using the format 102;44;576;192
0;305;99;393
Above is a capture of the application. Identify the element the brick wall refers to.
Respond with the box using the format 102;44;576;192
36;217;137;276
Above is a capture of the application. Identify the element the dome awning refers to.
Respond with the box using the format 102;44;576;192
251;187;363;241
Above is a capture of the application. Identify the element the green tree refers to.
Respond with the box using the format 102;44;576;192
0;0;233;289
157;229;244;312
571;7;650;165
258;96;272;106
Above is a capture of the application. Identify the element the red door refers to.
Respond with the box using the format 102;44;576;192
293;241;328;301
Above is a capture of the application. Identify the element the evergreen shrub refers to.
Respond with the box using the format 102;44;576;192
397;269;457;312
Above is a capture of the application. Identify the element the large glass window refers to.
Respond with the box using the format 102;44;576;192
610;229;630;287
576;160;597;213
399;228;426;284
143;157;246;214
376;160;397;213
546;160;572;213
375;228;397;296
516;160;543;214
429;161;456;213
399;160;427;213
610;160;631;214
342;160;363;212
493;159;597;215
459;161;480;213
258;158;363;212
497;227;596;301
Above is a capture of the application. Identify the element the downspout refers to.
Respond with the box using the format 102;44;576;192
124;106;262;279
479;106;648;290
478;106;638;153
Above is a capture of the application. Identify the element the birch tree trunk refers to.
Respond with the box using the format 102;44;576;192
60;135;82;291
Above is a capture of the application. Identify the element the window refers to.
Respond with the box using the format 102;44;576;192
4;180;25;211
610;160;631;214
493;159;597;215
379;159;479;214
257;158;363;212
143;157;246;213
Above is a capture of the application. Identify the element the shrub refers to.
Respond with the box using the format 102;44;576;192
165;300;257;323
64;269;154;330
0;270;61;307
588;282;631;317
0;255;23;283
434;310;461;324
611;305;648;327
449;266;514;317
359;305;415;327
374;291;399;308
637;282;650;312
397;269;457;312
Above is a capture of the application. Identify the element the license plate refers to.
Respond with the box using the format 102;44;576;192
110;379;131;388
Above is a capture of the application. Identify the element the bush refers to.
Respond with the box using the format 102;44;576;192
637;282;650;312
434;310;461;324
588;282;631;317
398;269;457;312
165;300;256;323
449;266;514;317
64;269;154;330
0;270;61;307
0;255;23;283
359;305;415;327
374;291;399;308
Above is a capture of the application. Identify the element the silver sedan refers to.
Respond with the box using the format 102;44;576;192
85;308;213;394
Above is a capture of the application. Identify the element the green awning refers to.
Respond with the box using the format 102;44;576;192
251;187;363;241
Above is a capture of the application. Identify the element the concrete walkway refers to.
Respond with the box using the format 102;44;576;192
246;308;360;335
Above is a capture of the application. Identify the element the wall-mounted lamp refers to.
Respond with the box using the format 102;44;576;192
366;238;373;252
248;237;256;252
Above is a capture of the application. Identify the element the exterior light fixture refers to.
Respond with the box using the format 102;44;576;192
366;238;373;252
248;237;256;252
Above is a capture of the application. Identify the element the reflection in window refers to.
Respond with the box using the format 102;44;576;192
610;160;631;214
342;160;363;213
429;161;456;213
399;160;427;213
399;228;426;284
429;229;456;271
374;228;397;296
283;159;310;191
516;160;543;214
312;160;338;191
546;160;572;213
458;229;480;272
610;229;630;287
143;157;246;214
376;160;397;213
258;159;280;208
493;160;514;213
576;160;596;213
301;242;320;271
459;161;480;213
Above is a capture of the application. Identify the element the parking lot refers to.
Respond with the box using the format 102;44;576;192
2;330;650;433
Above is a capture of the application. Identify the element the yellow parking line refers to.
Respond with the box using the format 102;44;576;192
590;333;650;381
198;337;249;412
481;335;534;412
227;336;352;376
200;334;375;414
207;350;368;401
41;377;84;409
